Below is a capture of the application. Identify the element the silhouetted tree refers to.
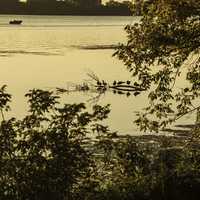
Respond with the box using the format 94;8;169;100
115;0;200;132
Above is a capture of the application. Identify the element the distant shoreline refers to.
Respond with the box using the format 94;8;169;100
0;13;131;16
0;11;132;16
0;4;132;16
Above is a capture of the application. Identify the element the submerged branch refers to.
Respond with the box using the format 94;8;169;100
54;72;146;103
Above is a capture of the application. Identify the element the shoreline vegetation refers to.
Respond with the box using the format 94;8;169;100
0;86;199;200
0;0;132;16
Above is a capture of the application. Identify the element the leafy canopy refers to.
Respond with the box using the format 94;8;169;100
115;0;200;132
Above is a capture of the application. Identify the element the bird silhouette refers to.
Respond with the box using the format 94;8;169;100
117;91;124;94
102;80;107;86
97;81;101;86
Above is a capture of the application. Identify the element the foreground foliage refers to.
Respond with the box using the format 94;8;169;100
0;85;110;200
0;86;200;200
89;134;200;200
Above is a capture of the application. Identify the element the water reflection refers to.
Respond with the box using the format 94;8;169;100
0;15;195;134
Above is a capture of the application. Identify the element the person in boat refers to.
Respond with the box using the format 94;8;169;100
9;20;22;25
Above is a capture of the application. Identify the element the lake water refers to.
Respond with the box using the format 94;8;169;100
0;15;196;135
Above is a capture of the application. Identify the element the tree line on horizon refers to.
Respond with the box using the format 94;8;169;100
0;0;132;15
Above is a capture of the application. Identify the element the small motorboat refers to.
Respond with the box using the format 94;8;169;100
9;20;22;25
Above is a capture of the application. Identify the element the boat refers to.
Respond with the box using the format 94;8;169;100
9;20;22;25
